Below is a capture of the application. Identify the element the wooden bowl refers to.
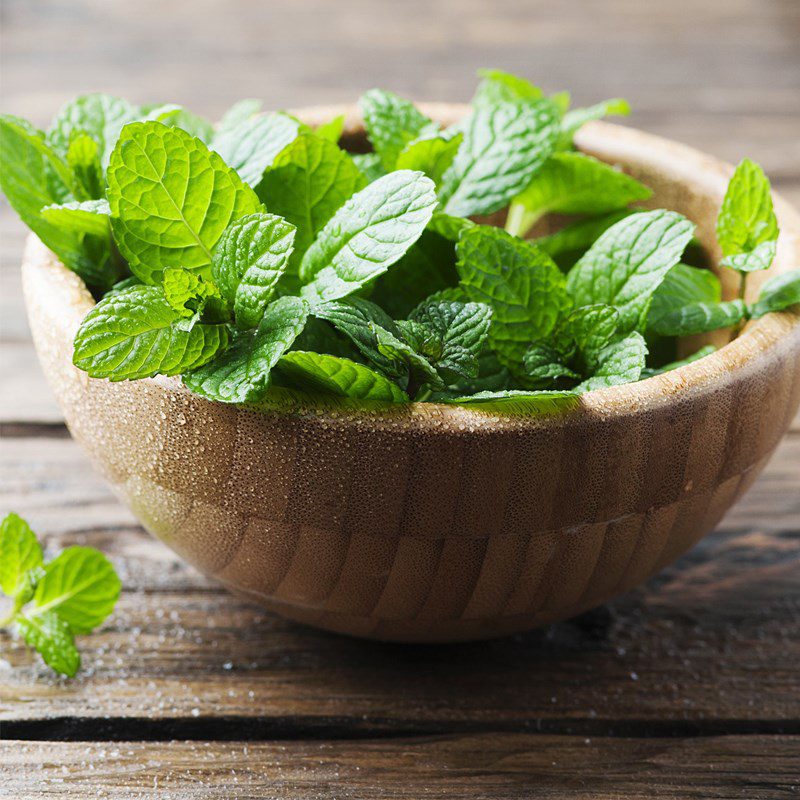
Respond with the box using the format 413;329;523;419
22;105;800;642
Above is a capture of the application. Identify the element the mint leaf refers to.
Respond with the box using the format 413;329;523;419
537;210;633;268
506;152;650;236
73;285;229;380
750;270;800;318
147;105;215;143
721;240;777;273
218;99;262;132
428;212;475;241
41;199;111;237
650;299;747;336
359;89;434;170
551;303;620;373
352;153;385;183
162;267;224;319
559;98;630;149
438;99;560;217
300;170;437;305
278;351;408;402
0;115;118;289
369;230;459;318
211;112;300;187
716;159;778;257
31;546;121;634
15;611;80;678
211;213;296;329
445;389;579;413
315;114;346;143
408;299;492;381
395;132;463;187
314;298;402;376
372;324;443;391
574;332;648;393
183;296;308;403
47;93;141;168
0;513;44;597
523;344;580;384
642;345;717;378
473;69;543;107
456;226;570;367
256;133;364;282
107;121;262;284
566;210;694;333
648;263;721;332
66;134;104;199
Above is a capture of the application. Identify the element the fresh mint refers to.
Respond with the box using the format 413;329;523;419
0;512;120;677
3;71;798;412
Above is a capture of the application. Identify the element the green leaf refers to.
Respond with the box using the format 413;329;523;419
428;212;475;241
66;134;104;199
395;132;463;188
31;546;120;634
372;324;443;390
472;69;544;107
315;114;345;143
750;269;800;318
408;299;492;381
162;267;224;320
211;213;296;329
41;199;110;237
352;152;385;184
716;159;778;257
523;344;580;384
211;112;300;187
314;298;403;376
256;133;364;282
369;230;459;318
456;226;570;368
551;304;620;373
218;99;262;132
642;345;716;378
15;611;80;677
0;115;118;289
574;332;648;393
147;105;215;143
648;263;722;332
47;93;141;168
300;170;437;304
183;296;308;403
0;513;44;597
559;98;630;149
278;351;408;402
444;389;579;414
73;285;229;380
438;99;560;217
107;121;262;284
359;89;434;169
720;240;777;273
537;210;633;269
650;299;747;336
566;210;695;333
507;152;651;236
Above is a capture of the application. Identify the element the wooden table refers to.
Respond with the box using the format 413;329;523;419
2;1;799;796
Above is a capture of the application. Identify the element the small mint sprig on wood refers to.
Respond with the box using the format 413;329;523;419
0;512;121;677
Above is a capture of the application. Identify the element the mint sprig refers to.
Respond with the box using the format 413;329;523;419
0;513;121;677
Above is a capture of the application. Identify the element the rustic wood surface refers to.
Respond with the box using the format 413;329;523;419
1;0;799;797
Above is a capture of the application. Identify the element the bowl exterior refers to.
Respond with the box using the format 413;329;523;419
21;114;800;642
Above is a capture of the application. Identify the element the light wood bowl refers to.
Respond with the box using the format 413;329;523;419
22;105;800;642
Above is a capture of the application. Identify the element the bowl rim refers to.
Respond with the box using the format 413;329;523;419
26;103;800;433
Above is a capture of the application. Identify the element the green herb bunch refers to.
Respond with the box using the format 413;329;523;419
2;71;798;411
0;513;121;677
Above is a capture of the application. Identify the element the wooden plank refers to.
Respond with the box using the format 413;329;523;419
1;735;798;799
1;435;798;730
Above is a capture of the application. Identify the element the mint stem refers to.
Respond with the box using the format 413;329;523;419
504;202;541;238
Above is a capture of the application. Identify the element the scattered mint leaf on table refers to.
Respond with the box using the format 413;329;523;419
0;513;120;678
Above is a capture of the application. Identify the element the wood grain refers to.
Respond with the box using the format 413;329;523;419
2;735;799;799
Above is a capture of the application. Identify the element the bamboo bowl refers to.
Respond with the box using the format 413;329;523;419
22;105;800;642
